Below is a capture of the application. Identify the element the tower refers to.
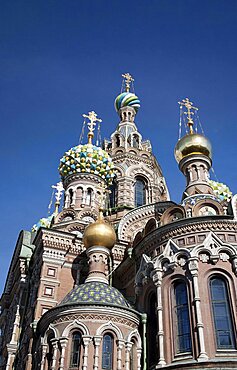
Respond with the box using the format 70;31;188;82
104;74;169;220
175;98;213;199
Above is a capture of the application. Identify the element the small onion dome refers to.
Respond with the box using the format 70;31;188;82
32;214;53;232
83;214;116;249
209;180;232;201
59;143;115;185
114;92;140;113
174;133;212;163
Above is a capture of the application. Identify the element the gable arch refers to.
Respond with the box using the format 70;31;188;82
96;321;123;340
62;319;90;337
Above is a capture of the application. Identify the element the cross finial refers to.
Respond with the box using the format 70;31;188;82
122;73;134;92
82;111;102;144
178;98;198;134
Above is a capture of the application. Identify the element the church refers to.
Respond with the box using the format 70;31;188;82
1;73;237;370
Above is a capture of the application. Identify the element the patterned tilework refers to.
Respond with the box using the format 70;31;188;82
59;282;130;308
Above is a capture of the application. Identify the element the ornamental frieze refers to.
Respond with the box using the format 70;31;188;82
53;313;137;328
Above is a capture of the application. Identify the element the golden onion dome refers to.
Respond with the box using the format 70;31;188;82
174;133;212;163
83;212;116;249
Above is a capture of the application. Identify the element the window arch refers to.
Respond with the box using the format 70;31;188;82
70;331;82;368
135;177;147;207
173;281;192;354
210;277;235;349
102;333;113;370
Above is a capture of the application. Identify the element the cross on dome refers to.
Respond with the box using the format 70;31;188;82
122;73;134;92
83;111;102;144
178;98;198;134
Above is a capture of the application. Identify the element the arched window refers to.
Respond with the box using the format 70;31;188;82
109;183;117;209
70;331;82;368
173;282;192;354
210;277;235;349
102;334;113;370
135;177;146;207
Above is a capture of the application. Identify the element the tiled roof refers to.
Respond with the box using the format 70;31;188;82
59;281;130;308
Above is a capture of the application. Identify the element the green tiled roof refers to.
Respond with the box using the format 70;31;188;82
59;282;130;308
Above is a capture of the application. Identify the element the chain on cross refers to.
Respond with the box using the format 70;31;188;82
178;98;198;134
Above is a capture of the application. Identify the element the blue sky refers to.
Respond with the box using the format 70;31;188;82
1;0;237;293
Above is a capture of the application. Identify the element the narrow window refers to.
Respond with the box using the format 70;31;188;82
147;293;158;366
174;282;192;353
70;331;82;367
69;189;73;206
135;178;146;207
109;183;117;208
85;189;92;206
102;334;113;370
46;333;54;370
210;278;235;349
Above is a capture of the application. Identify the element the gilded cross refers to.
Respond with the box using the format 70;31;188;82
52;181;64;202
178;98;198;134
83;111;102;144
122;73;134;92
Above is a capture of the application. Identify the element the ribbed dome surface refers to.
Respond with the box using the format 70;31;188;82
59;282;130;308
114;92;140;113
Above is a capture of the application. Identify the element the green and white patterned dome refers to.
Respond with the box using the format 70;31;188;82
114;92;140;113
59;143;115;185
209;180;232;201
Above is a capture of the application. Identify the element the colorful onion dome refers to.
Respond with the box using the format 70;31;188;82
32;215;53;232
174;133;212;163
114;92;140;113
59;281;131;308
209;180;232;201
59;143;115;185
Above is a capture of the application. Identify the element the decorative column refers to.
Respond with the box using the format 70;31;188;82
82;336;91;370
93;336;102;370
72;188;76;206
51;339;58;370
125;341;132;370
64;191;70;208
40;344;48;370
117;339;125;370
188;257;208;360
137;348;142;370
58;337;68;370
151;268;166;367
